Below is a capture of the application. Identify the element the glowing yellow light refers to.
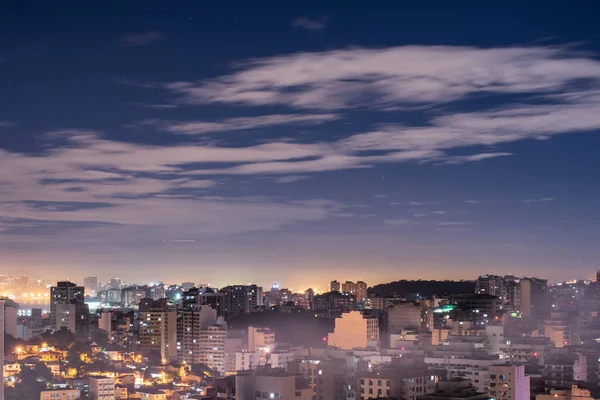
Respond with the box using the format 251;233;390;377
16;347;22;354
42;342;48;348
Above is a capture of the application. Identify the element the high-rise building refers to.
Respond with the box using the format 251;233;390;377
4;299;18;338
138;298;177;361
224;330;245;375
387;302;423;334
198;325;226;376
50;281;85;331
342;281;368;304
314;291;357;313
98;312;112;337
150;284;166;300
330;280;341;292
122;288;145;307
475;275;504;299
222;285;263;316
247;284;263;311
186;287;226;317
489;365;530;400
519;277;548;318
54;303;77;333
83;276;98;297
177;292;219;364
108;278;122;290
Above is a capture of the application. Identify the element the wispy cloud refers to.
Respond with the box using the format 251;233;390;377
374;194;387;199
409;201;437;206
273;175;311;184
164;46;600;110
0;121;16;127
292;17;329;31
524;197;556;203
436;221;473;226
464;200;479;204
131;103;179;109
157;45;600;170
432;210;446;215
121;31;163;46
441;152;513;164
136;114;339;135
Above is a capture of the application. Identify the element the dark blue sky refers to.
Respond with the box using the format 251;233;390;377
1;1;600;289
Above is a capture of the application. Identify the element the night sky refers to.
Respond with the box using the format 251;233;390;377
1;2;600;288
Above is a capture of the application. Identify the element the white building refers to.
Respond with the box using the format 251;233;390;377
248;326;275;352
89;376;115;400
199;325;226;375
424;355;498;393
4;300;18;337
489;365;530;400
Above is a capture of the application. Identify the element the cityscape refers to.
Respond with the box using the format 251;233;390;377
1;273;600;399
3;1;600;400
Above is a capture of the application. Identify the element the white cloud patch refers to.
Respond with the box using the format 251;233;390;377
121;31;163;46
436;221;473;226
273;175;311;184
157;45;600;170
164;46;600;110
524;197;556;203
384;219;413;226
0;121;16;127
0;130;348;241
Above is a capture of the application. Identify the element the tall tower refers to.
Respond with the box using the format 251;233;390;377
596;269;600;283
50;281;85;331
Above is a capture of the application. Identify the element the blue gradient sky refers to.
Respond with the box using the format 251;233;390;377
1;2;600;288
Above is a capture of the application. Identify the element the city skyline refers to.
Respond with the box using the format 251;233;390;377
2;2;600;285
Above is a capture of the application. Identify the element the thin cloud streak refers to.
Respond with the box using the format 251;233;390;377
137;114;339;135
524;197;556;203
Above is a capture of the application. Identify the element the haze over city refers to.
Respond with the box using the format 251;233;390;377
2;2;600;286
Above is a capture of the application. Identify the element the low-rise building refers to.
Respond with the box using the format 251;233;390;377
40;389;81;400
356;368;438;400
535;385;594;400
236;367;312;400
89;376;115;400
